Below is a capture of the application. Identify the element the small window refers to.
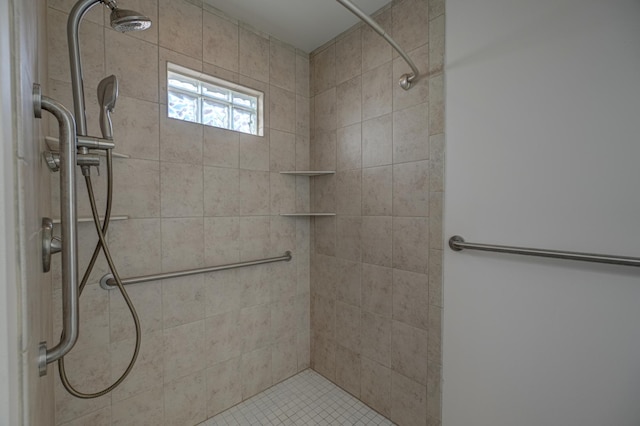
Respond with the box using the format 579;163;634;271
167;63;264;136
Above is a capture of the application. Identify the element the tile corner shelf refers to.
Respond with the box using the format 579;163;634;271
279;171;336;176
280;213;337;217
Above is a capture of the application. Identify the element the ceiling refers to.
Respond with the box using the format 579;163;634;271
203;0;391;53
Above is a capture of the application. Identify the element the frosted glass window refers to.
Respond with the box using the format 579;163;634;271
167;63;263;136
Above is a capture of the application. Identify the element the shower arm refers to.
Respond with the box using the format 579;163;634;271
33;85;80;376
68;0;112;137
336;0;419;90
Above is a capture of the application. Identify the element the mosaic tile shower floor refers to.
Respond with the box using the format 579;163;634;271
198;369;395;426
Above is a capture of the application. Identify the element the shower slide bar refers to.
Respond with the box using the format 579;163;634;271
33;85;80;376
100;251;293;290
449;235;640;268
336;0;419;90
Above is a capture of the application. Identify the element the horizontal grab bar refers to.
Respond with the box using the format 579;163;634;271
100;251;293;290
449;236;640;267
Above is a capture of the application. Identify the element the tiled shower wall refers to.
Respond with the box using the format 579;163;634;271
309;0;445;425
47;0;311;424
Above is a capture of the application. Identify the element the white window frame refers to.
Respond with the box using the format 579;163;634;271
167;62;264;136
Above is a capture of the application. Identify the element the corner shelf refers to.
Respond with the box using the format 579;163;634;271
280;213;336;217
279;171;335;176
279;171;336;217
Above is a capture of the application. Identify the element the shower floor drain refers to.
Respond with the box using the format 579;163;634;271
199;369;395;426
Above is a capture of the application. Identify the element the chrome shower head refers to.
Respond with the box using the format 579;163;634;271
110;7;151;32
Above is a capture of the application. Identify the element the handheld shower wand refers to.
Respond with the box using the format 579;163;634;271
97;75;118;140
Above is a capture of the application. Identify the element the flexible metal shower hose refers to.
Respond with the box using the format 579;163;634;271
58;150;141;398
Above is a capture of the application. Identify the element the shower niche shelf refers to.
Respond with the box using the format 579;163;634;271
279;171;335;176
279;170;336;217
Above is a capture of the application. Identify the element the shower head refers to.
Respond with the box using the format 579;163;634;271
109;7;152;32
97;75;118;139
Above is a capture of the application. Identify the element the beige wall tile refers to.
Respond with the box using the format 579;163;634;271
270;129;296;171
205;310;242;366
312;130;337;171
393;44;429;112
336;170;362;216
391;320;428;385
159;113;203;164
239;216;270;260
362;263;392;318
297;331;311;370
239;170;270;215
427;362;442;421
361;216;393;267
430;191;444;249
314;216;336;256
362;166;392;216
111;96;159;161
239;265;271;308
429;0;445;20
311;293;335;339
163;372;206;426
54;345;112;423
335;28;362;85
361;311;391;367
428;249;443;308
392;216;429;273
429;74;445;135
239;130;270;171
163;320;206;382
240;304;272;352
312;254;337;299
161;218;204;272
429;14;445;76
428;305;442;365
108;219;161;278
393;269;429;330
112;159;160;219
241;346;272;398
203;11;238;72
110;387;164;426
296;94;310;139
337;123;361;171
271;297;298;341
204;216;240;265
57;407;111;426
393;160;429;217
314;87;337;132
110;331;163;403
429;133;445;192
311;44;335;95
360;357;391;417
362;62;392;121
239;27;269;82
270;172;296;214
337;76;362;128
362;114;392;168
110;281;162;343
270;38;296;92
270;216;296;255
335;302;361;353
296;134;311;170
53;285;109;352
335;258;361;308
206;357;242;417
311;334;335;380
391;372;427;426
335;345;361;397
160;162;203;217
158;0;202;60
204;269;241;317
362;9;392;72
393;102;429;163
203;166;239;216
336;216;362;262
48;0;103;23
272;335;298;383
270;86;296;133
392;0;429;52
296;53;310;97
106;30;158;103
162;275;205;328
203;126;239;168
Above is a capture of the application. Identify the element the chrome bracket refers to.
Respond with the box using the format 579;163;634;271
38;342;48;376
42;217;62;272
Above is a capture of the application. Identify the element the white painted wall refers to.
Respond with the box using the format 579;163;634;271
443;1;640;425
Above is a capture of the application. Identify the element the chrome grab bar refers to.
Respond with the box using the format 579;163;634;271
100;251;293;290
336;0;420;90
449;235;640;267
34;85;80;376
